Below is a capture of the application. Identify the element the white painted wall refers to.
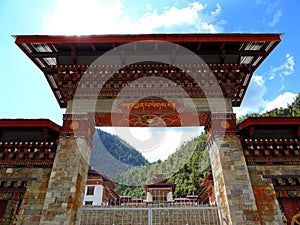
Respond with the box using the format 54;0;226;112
167;191;173;202
83;184;104;206
146;192;152;202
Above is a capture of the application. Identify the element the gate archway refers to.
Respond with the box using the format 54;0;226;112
15;33;282;225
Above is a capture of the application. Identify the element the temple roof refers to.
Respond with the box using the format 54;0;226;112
0;119;60;167
0;118;61;132
143;174;176;191
0;118;61;142
87;169;116;188
239;117;300;165
15;33;282;108
239;117;300;139
239;117;300;129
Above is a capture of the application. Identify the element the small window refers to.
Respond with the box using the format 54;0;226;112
85;201;93;205
86;186;95;195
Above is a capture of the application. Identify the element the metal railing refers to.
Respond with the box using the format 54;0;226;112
79;204;221;225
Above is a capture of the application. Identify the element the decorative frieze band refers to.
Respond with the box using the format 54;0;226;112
242;138;300;165
0;142;57;167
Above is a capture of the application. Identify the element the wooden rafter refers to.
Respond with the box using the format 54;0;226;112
14;33;282;108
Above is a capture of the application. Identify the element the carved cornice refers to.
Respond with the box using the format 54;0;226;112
0;141;57;168
242;138;300;165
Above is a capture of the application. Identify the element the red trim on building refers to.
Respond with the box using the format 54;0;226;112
14;33;282;44
86;179;104;186
87;169;116;188
239;117;300;131
0;119;61;132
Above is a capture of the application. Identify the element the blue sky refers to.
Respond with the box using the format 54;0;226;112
0;0;299;162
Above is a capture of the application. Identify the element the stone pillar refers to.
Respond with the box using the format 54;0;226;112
205;113;260;225
40;114;95;225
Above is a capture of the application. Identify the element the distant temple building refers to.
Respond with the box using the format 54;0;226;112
197;172;215;205
142;174;198;204
143;174;175;203
118;174;197;205
84;169;119;206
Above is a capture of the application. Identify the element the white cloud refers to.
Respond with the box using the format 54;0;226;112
43;0;224;34
140;3;206;29
262;92;297;113
269;9;282;27
145;3;152;11
264;0;282;27
256;0;282;27
211;3;221;16
43;0;130;34
266;0;280;14
129;127;152;141
279;84;285;91
234;75;267;117
269;53;295;80
234;75;297;117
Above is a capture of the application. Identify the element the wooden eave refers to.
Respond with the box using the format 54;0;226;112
14;33;282;108
0;119;61;133
239;117;300;131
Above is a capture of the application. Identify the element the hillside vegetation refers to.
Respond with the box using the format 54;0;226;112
113;134;210;198
238;93;300;121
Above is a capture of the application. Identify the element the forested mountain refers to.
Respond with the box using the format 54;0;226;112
96;129;148;166
90;129;148;178
238;93;300;121
113;134;210;198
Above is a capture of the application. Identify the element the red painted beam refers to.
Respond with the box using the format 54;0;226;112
0;119;61;132
95;112;209;127
239;117;300;130
14;33;282;44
